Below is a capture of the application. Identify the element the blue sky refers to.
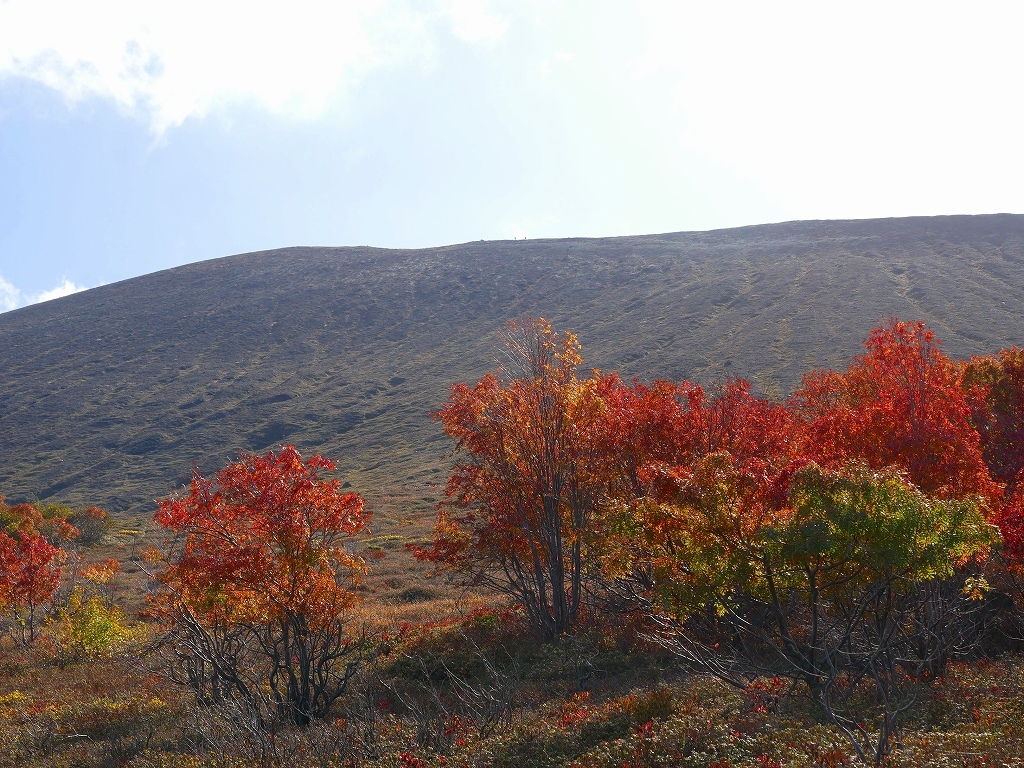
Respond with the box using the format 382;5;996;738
2;1;1023;311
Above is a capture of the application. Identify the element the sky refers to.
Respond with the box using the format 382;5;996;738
2;1;1023;312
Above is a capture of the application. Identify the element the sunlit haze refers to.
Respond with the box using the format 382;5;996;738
2;0;1022;309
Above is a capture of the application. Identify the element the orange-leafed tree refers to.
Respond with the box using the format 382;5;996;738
416;318;612;640
0;495;79;544
791;319;997;502
153;446;369;727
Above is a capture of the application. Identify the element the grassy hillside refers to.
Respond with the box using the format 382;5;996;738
1;214;1023;518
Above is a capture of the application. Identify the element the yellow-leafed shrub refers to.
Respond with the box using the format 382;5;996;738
54;587;143;660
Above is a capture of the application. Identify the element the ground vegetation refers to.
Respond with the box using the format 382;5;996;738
3;317;1024;766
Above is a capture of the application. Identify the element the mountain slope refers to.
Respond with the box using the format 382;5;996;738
2;215;1023;516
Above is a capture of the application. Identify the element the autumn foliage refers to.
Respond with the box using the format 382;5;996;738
154;446;370;726
965;346;1024;489
791;319;997;501
421;319;1018;631
964;346;1024;568
155;446;367;624
0;528;64;642
417;317;1018;763
0;495;79;543
0;496;75;643
417;318;610;639
599;377;799;599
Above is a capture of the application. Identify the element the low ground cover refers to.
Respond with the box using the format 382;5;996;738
5;604;1024;767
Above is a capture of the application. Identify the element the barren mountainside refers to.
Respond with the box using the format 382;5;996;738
2;214;1023;517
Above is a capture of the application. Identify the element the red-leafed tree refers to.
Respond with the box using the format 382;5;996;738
594;374;701;498
154;446;369;727
599;359;994;765
687;377;795;463
601;376;800;592
998;486;1024;567
964;347;1024;493
592;376;793;494
791;319;997;502
965;347;1024;569
0;528;64;643
416;318;614;640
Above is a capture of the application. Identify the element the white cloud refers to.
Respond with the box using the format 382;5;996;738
0;274;88;313
34;277;86;303
0;274;19;312
0;0;511;135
